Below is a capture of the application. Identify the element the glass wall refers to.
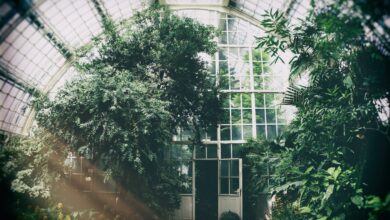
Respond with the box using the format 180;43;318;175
168;11;291;195
216;14;288;145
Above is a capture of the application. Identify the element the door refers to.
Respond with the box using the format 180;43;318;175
218;159;243;218
195;160;218;220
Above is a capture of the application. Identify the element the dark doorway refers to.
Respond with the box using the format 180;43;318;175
195;160;218;220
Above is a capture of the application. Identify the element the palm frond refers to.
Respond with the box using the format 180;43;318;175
282;84;307;106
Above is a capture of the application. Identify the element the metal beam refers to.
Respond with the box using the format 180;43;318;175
91;0;111;28
167;4;262;28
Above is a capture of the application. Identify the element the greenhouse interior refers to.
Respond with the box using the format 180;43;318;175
0;0;389;219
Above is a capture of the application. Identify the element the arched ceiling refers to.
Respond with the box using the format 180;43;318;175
0;0;309;135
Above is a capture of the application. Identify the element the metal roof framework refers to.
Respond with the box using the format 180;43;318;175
0;0;309;135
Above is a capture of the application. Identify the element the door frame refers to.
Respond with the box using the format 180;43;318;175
218;158;243;218
192;157;243;220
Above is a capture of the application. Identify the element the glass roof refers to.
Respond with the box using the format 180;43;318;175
0;19;66;90
101;0;146;22
0;75;32;134
0;0;309;135
230;0;310;25
36;0;103;49
165;0;225;4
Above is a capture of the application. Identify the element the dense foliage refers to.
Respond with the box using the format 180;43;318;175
220;211;240;220
243;0;390;219
1;130;63;199
0;129;67;219
32;4;220;218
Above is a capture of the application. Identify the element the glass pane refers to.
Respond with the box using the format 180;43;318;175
241;48;250;61
261;50;270;62
263;62;271;73
229;48;239;60
37;0;102;48
232;125;242;140
230;178;239;194
268;75;285;90
207;145;217;158
222;94;230;108
221;144;231;158
243;125;253;139
267;125;277;139
206;127;217;140
256;125;266;138
221;125;231;141
219;18;227;30
255;94;265;107
266;109;276;123
230;61;239;75
254;76;263;89
220;178;229;194
241;93;251;108
252;61;261;74
265;94;275;107
219;48;228;60
231;109;241;124
240;62;251;76
256;109;265;124
242;109;252;123
230;76;239;90
228;31;239;44
240;76;251;90
230;93;241;108
221;109;230;124
231;160;239;176
221;160;229;177
232;144;241;158
196;145;205;158
252;49;262;61
220;75;229;90
219;31;228;44
219;61;229;74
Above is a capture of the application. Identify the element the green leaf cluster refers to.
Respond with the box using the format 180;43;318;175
0;129;67;218
33;4;220;218
248;0;390;219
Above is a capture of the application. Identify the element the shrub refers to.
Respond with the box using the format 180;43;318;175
220;211;240;220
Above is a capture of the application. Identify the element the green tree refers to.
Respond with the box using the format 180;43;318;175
0;129;66;219
249;1;390;219
34;4;220;218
